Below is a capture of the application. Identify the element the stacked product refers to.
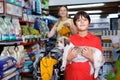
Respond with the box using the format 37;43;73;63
0;17;22;41
1;45;27;68
0;56;17;79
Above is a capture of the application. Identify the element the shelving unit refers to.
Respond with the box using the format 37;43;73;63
90;28;120;63
0;1;23;80
101;30;120;62
89;26;120;79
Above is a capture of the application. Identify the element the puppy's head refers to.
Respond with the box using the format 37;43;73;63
57;36;70;49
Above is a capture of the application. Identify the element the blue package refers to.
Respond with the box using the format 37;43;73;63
0;56;17;71
0;66;16;79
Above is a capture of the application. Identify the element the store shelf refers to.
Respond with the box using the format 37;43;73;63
102;36;118;40
101;30;120;40
105;58;114;63
19;20;34;24
0;40;22;45
102;47;113;50
20;41;41;46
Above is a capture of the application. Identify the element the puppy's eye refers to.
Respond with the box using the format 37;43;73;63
60;41;63;43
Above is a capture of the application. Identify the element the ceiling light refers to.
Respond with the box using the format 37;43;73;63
70;14;101;19
107;13;118;18
68;11;77;14
90;15;101;19
86;10;102;13
70;15;74;18
68;10;102;15
67;3;104;9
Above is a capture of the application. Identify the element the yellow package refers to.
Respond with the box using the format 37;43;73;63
40;57;57;80
58;26;70;37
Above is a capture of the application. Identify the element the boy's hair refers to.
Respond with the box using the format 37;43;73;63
73;11;91;26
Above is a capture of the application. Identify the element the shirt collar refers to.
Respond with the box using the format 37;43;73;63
76;32;92;39
85;32;92;39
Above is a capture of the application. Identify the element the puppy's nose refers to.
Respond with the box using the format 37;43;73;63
62;49;64;53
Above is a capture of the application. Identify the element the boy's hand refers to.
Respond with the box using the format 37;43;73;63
67;48;78;62
81;47;94;62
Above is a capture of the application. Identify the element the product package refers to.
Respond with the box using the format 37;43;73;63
12;18;22;40
4;16;16;40
0;17;9;41
0;56;16;71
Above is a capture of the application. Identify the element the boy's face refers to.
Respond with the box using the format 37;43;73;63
75;16;90;31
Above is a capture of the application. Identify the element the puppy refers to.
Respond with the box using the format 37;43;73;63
57;36;105;78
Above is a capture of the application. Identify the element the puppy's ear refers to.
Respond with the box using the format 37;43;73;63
64;38;70;46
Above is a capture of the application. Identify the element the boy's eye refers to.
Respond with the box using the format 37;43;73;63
76;19;81;22
77;17;87;22
83;18;87;21
77;20;81;21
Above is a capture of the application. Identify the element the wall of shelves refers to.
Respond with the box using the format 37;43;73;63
102;30;120;62
0;1;48;80
0;1;23;80
90;28;120;79
90;29;120;63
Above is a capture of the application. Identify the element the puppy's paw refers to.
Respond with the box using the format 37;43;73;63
94;72;98;78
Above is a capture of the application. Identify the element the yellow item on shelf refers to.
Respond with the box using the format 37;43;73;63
34;29;40;35
40;57;57;80
58;26;70;37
